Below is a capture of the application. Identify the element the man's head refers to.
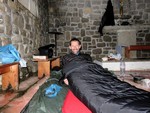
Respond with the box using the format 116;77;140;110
69;38;81;54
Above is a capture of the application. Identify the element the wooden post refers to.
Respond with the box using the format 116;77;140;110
38;60;50;79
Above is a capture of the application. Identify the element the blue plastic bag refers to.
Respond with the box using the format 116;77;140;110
0;44;20;64
45;84;62;98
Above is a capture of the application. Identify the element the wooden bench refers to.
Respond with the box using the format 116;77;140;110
0;62;19;90
33;57;60;78
125;45;150;58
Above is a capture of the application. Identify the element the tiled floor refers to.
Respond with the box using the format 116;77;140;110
0;76;48;113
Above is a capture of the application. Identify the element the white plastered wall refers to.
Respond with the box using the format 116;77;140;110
117;29;136;58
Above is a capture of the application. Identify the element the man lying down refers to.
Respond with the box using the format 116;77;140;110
60;38;150;113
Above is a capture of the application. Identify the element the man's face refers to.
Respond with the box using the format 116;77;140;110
69;41;81;54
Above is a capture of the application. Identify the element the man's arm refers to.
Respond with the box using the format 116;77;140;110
64;78;69;85
59;55;69;85
82;53;92;62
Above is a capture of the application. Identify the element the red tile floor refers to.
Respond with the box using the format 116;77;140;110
0;76;48;113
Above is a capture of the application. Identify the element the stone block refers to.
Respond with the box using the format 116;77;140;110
7;0;17;9
91;39;96;45
71;23;78;26
73;13;78;17
25;24;31;30
92;1;101;5
81;18;89;23
109;43;116;48
145;8;150;13
18;16;24;28
78;3;84;8
143;14;148;20
138;33;145;37
81;29;85;37
0;36;11;46
71;17;80;22
145;34;150;41
57;41;63;46
92;35;100;38
89;45;96;49
65;31;71;40
0;0;5;3
78;23;82;28
12;12;18;25
133;15;141;19
11;35;22;43
91;26;96;30
145;0;150;3
95;55;103;61
5;4;11;14
58;53;66;57
93;20;100;25
82;43;87;50
16;42;23;53
0;25;4;33
0;14;3;24
97;43;106;47
12;25;19;34
92;48;102;54
64;42;69;47
66;18;70;26
27;60;37;73
79;9;83;17
23;38;29;44
5;25;12;35
67;12;72;16
0;3;5;12
136;0;143;3
137;3;145;9
86;31;94;35
24;15;29;24
61;48;67;52
72;31;80;36
0;18;3;24
83;36;91;42
65;26;74;31
103;36;111;42
135;20;145;24
143;30;149;33
103;49;110;54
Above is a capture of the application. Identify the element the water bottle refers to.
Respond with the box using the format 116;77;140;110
120;58;125;76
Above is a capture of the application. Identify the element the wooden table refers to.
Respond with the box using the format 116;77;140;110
114;71;150;92
33;57;60;78
0;62;19;90
125;45;150;58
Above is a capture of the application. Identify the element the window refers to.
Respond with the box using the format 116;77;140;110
18;0;38;17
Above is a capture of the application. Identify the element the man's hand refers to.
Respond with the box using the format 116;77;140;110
64;78;69;85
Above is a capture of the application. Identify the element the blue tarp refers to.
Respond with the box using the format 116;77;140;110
0;44;20;64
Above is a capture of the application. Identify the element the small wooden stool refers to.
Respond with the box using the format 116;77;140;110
0;62;19;90
33;57;60;78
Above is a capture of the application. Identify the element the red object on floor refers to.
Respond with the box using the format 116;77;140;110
62;90;92;113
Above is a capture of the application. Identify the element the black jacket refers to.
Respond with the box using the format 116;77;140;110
61;52;92;67
59;52;92;82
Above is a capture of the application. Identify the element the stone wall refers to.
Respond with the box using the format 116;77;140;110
103;25;150;58
112;0;150;25
48;0;150;60
0;0;49;79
